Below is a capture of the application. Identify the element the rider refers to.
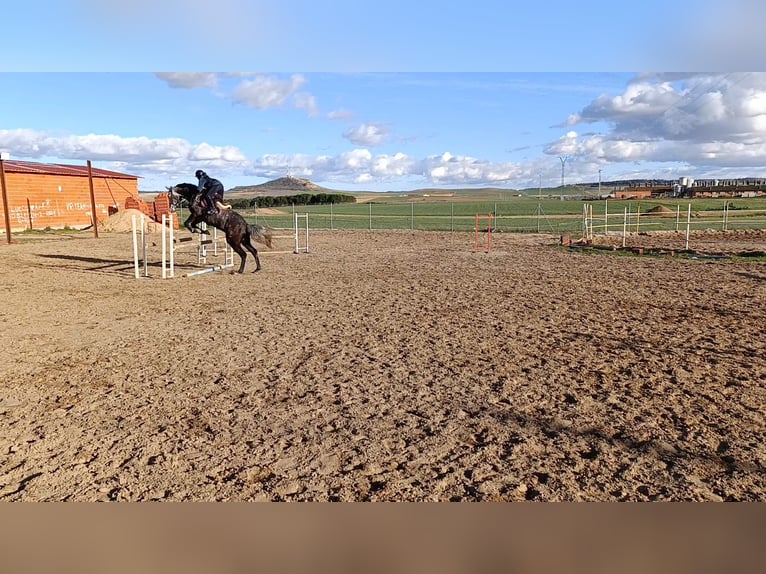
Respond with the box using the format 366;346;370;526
195;169;225;215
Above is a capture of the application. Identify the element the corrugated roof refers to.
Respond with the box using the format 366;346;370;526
0;159;139;179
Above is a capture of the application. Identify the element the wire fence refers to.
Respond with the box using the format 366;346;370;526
236;199;766;235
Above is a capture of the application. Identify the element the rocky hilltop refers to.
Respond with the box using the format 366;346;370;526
227;176;335;197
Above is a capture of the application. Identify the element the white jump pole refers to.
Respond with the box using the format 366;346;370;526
685;203;691;250
622;207;627;248
294;212;299;253
141;215;147;277
162;213;175;279
169;213;174;277
132;215;150;279
161;214;167;279
198;221;207;264
294;213;309;254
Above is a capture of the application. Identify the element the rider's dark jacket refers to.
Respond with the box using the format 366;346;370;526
197;173;224;200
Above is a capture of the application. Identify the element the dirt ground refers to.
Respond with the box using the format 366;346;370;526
1;226;765;501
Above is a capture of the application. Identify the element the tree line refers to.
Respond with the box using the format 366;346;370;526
226;193;357;209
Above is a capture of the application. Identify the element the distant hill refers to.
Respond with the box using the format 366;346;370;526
227;176;342;198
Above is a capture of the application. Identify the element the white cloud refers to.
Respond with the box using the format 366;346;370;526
154;72;219;89
343;123;389;146
231;74;308;110
292;92;319;117
544;131;581;157
13;71;766;194
155;72;322;117
542;73;766;182
372;153;414;177
0;128;250;187
246;148;522;187
327;108;355;121
420;152;519;184
569;73;766;143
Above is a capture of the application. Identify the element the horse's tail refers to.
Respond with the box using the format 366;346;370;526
249;224;273;249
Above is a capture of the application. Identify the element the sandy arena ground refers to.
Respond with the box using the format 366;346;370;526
1;225;765;501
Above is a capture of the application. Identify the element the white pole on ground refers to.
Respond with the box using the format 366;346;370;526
676;205;680;232
294;211;298;253
213;226;218;256
184;263;234;278
161;214;167;279
306;212;310;253
685;203;691;250
604;199;608;235
132;215;140;279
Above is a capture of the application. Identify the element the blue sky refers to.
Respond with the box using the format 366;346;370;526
0;1;707;71
1;2;765;192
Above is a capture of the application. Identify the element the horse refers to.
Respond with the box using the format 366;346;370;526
167;183;274;274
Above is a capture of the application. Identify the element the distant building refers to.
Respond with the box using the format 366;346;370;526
611;177;766;200
611;188;654;200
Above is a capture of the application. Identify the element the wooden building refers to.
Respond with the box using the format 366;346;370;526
0;159;147;232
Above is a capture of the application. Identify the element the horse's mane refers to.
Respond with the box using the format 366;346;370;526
172;182;199;199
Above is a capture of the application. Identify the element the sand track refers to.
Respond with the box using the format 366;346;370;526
1;229;765;500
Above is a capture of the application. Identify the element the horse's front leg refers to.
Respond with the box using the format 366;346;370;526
183;215;198;234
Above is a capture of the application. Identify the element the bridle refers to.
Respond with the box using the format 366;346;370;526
167;186;186;212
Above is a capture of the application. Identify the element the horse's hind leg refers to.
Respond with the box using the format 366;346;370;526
228;240;248;274
243;236;262;272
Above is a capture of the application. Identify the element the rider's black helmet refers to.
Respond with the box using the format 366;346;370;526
195;169;205;179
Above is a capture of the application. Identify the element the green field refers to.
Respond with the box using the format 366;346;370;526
229;196;766;235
